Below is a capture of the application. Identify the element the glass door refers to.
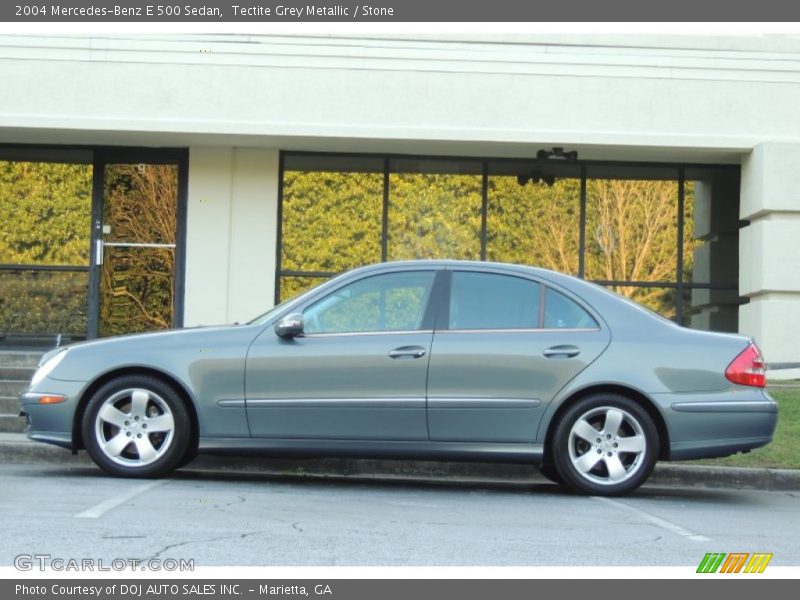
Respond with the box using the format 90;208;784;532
89;159;181;338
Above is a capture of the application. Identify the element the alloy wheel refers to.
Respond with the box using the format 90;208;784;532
94;388;175;467
566;406;647;486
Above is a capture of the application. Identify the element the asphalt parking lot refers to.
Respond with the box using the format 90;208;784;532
1;463;798;567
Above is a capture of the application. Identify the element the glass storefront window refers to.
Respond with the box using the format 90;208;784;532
486;161;581;275
584;167;680;284
278;154;741;330
388;159;482;261
0;160;92;266
279;155;385;303
0;158;92;342
282;172;383;273
279;276;331;303
0;269;89;338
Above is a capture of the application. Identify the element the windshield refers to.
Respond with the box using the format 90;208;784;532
247;297;294;326
246;275;341;325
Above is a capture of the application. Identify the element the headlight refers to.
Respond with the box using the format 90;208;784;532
30;349;68;387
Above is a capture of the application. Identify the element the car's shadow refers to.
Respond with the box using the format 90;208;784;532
13;462;762;505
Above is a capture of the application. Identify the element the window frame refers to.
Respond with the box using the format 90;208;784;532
297;268;441;338
436;269;602;333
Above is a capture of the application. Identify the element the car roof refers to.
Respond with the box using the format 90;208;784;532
356;259;551;275
353;259;579;288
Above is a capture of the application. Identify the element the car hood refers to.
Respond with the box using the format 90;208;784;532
44;324;265;383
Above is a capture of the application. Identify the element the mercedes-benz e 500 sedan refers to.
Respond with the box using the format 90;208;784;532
20;261;777;495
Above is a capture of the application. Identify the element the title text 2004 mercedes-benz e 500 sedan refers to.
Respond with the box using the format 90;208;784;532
20;261;777;495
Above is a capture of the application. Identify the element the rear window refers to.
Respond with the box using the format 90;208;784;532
544;288;598;329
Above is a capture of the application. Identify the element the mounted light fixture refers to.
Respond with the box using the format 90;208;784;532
516;171;556;187
516;147;577;187
536;147;578;163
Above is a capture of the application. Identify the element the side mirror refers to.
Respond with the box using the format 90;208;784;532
275;313;304;338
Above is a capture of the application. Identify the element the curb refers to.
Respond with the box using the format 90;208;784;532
1;434;798;491
650;463;800;491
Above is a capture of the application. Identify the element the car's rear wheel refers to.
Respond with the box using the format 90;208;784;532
552;394;658;496
82;375;191;477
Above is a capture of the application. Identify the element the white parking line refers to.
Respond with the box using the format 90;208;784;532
75;478;172;519
591;496;711;542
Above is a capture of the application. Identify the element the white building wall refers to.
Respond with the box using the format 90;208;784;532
740;142;800;376
185;147;279;326
2;35;800;159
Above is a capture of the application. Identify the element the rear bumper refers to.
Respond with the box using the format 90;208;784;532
669;433;776;461
659;389;778;461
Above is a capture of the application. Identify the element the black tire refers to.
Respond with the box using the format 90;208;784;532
176;444;199;469
552;394;658;496
538;463;564;486
81;375;191;478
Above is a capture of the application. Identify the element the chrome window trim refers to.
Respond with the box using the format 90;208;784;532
671;400;778;413
247;397;425;408
436;327;601;334
428;398;542;409
299;329;434;339
217;399;246;408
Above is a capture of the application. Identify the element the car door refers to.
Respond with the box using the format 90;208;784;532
426;269;611;443
245;269;438;440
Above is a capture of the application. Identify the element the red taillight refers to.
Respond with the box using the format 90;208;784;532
725;342;766;388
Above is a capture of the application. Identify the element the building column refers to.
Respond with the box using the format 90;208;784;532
184;146;279;327
739;142;800;378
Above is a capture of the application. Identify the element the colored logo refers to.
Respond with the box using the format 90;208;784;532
697;552;773;573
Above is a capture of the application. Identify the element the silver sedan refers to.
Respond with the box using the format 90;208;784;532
19;261;777;495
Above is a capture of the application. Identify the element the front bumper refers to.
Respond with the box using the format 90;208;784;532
18;378;88;450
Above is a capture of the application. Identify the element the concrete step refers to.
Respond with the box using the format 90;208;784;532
0;414;26;433
0;381;28;397
0;366;35;381
0;397;19;413
0;351;43;368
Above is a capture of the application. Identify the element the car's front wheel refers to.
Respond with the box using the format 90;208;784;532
552;394;658;496
82;375;191;477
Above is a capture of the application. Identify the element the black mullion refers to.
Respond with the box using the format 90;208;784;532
274;152;286;305
579;165;587;279
86;154;105;340
381;158;389;262
591;280;679;288
281;149;740;173
0;264;90;272
480;161;488;261
279;269;338;278
591;280;737;291
173;149;189;328
676;168;685;324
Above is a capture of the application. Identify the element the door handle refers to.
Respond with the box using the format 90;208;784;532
543;345;580;358
388;345;427;359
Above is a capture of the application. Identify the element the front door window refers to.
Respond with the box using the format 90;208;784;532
303;271;435;334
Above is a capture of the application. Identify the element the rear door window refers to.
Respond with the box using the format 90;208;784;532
448;272;541;330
